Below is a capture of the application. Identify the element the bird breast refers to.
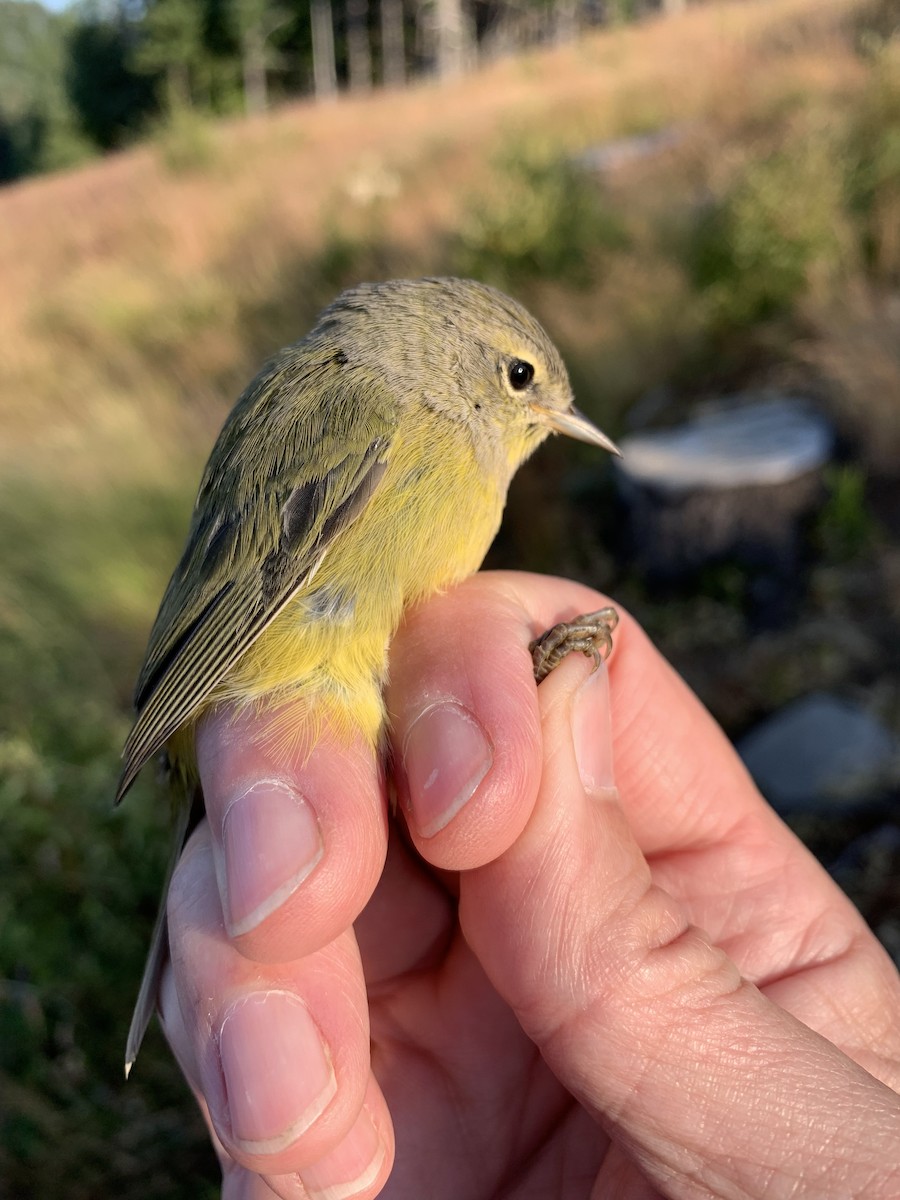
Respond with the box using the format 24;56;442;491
208;408;507;745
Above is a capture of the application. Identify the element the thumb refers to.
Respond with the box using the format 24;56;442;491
459;655;900;1199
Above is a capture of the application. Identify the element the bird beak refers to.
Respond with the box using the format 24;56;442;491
534;404;622;456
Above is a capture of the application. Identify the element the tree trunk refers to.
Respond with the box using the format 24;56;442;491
434;0;473;79
241;25;268;113
311;0;338;98
414;0;434;73
553;0;579;43
167;62;192;110
346;0;372;91
380;0;405;86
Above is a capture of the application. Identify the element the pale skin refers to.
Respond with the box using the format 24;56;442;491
158;571;900;1199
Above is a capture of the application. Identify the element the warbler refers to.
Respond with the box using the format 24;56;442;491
118;276;620;1073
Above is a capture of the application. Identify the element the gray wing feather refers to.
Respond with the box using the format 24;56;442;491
124;781;195;1078
115;354;395;805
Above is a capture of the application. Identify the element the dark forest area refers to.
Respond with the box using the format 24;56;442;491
0;0;682;182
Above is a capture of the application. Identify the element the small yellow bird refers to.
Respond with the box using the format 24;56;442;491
118;276;619;1073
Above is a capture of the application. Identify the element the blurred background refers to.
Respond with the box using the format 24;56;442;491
2;0;899;1193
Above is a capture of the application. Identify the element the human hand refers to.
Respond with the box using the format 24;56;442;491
158;571;900;1198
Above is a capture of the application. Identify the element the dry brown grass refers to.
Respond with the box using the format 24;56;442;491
0;0;867;480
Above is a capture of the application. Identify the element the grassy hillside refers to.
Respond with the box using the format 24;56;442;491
2;0;899;1193
0;0;876;461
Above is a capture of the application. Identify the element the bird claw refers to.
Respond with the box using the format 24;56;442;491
529;606;619;684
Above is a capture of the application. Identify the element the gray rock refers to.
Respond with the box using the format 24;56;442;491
737;692;899;813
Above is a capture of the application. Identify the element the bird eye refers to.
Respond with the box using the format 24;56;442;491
507;359;535;390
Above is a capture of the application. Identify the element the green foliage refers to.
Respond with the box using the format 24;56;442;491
844;39;900;279
0;0;93;180
686;137;849;328
133;0;207;107
0;475;216;1197
0;0;308;180
814;465;878;561
853;0;900;50
453;142;629;288
30;116;95;173
695;561;752;612
65;10;158;152
152;103;219;173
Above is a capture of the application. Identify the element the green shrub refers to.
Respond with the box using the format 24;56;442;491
687;137;848;328
453;142;629;288
844;40;900;280
814;464;878;561
153;105;218;175
0;478;215;1197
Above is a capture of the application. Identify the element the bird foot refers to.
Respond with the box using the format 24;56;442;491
529;606;619;684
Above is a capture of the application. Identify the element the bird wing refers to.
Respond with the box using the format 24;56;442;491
115;353;396;804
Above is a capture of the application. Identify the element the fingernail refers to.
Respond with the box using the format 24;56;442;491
220;781;323;936
216;991;336;1155
573;663;615;794
300;1105;386;1199
402;701;493;838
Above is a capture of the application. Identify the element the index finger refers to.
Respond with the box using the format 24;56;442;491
196;702;388;964
386;571;896;1054
387;569;774;860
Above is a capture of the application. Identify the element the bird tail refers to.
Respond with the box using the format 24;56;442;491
125;779;200;1077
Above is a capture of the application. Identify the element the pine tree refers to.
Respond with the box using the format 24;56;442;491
310;0;337;97
134;0;207;109
229;0;291;113
346;0;372;91
379;0;404;86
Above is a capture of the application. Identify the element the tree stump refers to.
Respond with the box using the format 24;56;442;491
614;396;834;579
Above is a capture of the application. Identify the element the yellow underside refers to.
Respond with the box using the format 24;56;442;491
191;411;517;757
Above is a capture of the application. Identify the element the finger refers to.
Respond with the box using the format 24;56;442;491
462;653;900;1199
261;1080;392;1200
166;1020;392;1200
159;961;238;1183
353;824;456;987
161;967;276;1198
161;818;394;1188
466;571;777;853
166;962;392;1200
387;567;776;871
485;574;900;1071
389;574;884;982
386;572;543;868
222;1172;279;1200
216;1090;391;1200
196;700;388;963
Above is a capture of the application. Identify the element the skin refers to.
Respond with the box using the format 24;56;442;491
157;572;900;1199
